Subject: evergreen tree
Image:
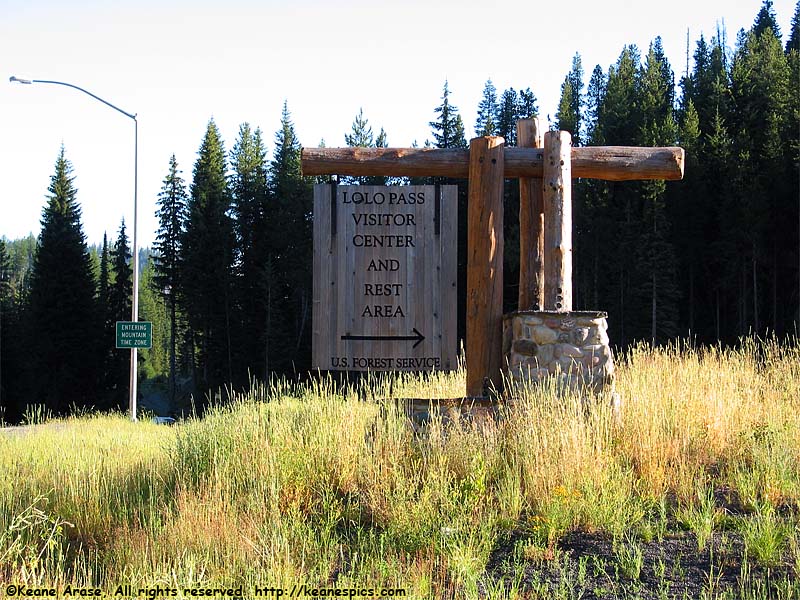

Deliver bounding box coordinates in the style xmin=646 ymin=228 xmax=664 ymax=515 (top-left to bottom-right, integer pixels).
xmin=430 ymin=81 xmax=468 ymax=149
xmin=27 ymin=146 xmax=98 ymax=414
xmin=673 ymin=100 xmax=705 ymax=334
xmin=788 ymin=0 xmax=800 ymax=53
xmin=345 ymin=107 xmax=374 ymax=147
xmin=376 ymin=127 xmax=388 ymax=148
xmin=592 ymin=46 xmax=643 ymax=344
xmin=96 ymin=233 xmax=113 ymax=405
xmin=344 ymin=107 xmax=388 ymax=184
xmin=269 ymin=102 xmax=313 ymax=373
xmin=0 ymin=239 xmax=10 ymax=419
xmin=181 ymin=119 xmax=236 ymax=397
xmin=0 ymin=235 xmax=36 ymax=421
xmin=230 ymin=122 xmax=269 ymax=381
xmin=555 ymin=78 xmax=577 ymax=138
xmin=602 ymin=45 xmax=642 ymax=145
xmin=517 ymin=88 xmax=539 ymax=119
xmin=586 ymin=65 xmax=606 ymax=144
xmin=753 ymin=0 xmax=781 ymax=39
xmin=153 ymin=154 xmax=188 ymax=403
xmin=730 ymin=16 xmax=792 ymax=334
xmin=573 ymin=65 xmax=608 ymax=311
xmin=497 ymin=88 xmax=519 ymax=145
xmin=106 ymin=220 xmax=132 ymax=411
xmin=637 ymin=40 xmax=680 ymax=342
xmin=138 ymin=257 xmax=169 ymax=383
xmin=556 ymin=54 xmax=584 ymax=144
xmin=475 ymin=79 xmax=498 ymax=136
xmin=429 ymin=80 xmax=469 ymax=339
xmin=789 ymin=4 xmax=800 ymax=324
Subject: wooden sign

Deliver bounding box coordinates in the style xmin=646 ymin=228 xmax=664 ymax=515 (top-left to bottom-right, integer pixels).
xmin=303 ymin=134 xmax=684 ymax=395
xmin=313 ymin=184 xmax=457 ymax=371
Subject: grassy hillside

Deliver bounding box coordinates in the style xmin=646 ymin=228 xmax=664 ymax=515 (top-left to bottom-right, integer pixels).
xmin=2 ymin=339 xmax=800 ymax=598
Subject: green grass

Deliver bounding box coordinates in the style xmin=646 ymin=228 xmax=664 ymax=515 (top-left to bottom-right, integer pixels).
xmin=1 ymin=339 xmax=800 ymax=597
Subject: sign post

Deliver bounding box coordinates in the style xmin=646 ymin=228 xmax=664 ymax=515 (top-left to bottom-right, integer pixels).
xmin=313 ymin=184 xmax=457 ymax=371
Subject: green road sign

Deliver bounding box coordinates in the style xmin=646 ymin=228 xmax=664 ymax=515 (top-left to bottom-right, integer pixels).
xmin=116 ymin=321 xmax=152 ymax=349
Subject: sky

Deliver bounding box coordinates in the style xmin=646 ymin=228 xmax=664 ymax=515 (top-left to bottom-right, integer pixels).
xmin=1 ymin=0 xmax=796 ymax=249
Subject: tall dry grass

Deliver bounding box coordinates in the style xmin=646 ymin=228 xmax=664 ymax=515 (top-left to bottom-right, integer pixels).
xmin=1 ymin=338 xmax=798 ymax=597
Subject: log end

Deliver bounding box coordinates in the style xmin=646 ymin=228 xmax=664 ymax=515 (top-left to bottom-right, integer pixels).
xmin=675 ymin=146 xmax=686 ymax=180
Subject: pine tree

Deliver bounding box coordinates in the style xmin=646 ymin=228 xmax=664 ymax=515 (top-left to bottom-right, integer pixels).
xmin=788 ymin=0 xmax=800 ymax=53
xmin=138 ymin=257 xmax=169 ymax=383
xmin=430 ymin=80 xmax=469 ymax=339
xmin=230 ymin=122 xmax=269 ymax=381
xmin=0 ymin=239 xmax=10 ymax=418
xmin=181 ymin=119 xmax=236 ymax=396
xmin=96 ymin=233 xmax=113 ymax=405
xmin=110 ymin=223 xmax=132 ymax=320
xmin=673 ymin=100 xmax=705 ymax=334
xmin=475 ymin=79 xmax=498 ymax=136
xmin=789 ymin=3 xmax=800 ymax=324
xmin=555 ymin=54 xmax=584 ymax=144
xmin=0 ymin=237 xmax=32 ymax=423
xmin=344 ymin=107 xmax=388 ymax=184
xmin=555 ymin=78 xmax=577 ymax=137
xmin=594 ymin=46 xmax=642 ymax=344
xmin=106 ymin=220 xmax=132 ymax=410
xmin=269 ymin=102 xmax=313 ymax=372
xmin=496 ymin=88 xmax=519 ymax=145
xmin=753 ymin=0 xmax=781 ymax=39
xmin=430 ymin=81 xmax=468 ymax=149
xmin=585 ymin=65 xmax=606 ymax=144
xmin=634 ymin=40 xmax=680 ymax=343
xmin=517 ymin=88 xmax=538 ymax=119
xmin=153 ymin=154 xmax=188 ymax=403
xmin=27 ymin=147 xmax=98 ymax=414
xmin=573 ymin=65 xmax=608 ymax=311
xmin=345 ymin=107 xmax=375 ymax=147
xmin=603 ymin=45 xmax=642 ymax=145
xmin=98 ymin=234 xmax=110 ymax=315
xmin=376 ymin=127 xmax=388 ymax=148
xmin=731 ymin=18 xmax=792 ymax=334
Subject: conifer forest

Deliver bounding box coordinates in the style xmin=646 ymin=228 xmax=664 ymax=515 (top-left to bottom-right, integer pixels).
xmin=0 ymin=1 xmax=798 ymax=422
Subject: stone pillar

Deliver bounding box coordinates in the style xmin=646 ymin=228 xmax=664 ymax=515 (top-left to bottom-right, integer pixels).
xmin=503 ymin=310 xmax=615 ymax=393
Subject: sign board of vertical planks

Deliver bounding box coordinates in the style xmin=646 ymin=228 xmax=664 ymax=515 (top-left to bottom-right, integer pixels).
xmin=312 ymin=184 xmax=458 ymax=372
xmin=302 ymin=125 xmax=684 ymax=396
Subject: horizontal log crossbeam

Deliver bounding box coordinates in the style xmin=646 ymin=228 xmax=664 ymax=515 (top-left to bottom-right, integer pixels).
xmin=301 ymin=146 xmax=684 ymax=181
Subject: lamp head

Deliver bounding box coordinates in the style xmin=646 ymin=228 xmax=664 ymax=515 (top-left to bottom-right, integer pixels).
xmin=9 ymin=76 xmax=33 ymax=84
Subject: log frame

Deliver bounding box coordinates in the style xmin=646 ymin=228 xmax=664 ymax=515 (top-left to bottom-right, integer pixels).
xmin=517 ymin=118 xmax=544 ymax=311
xmin=466 ymin=137 xmax=505 ymax=397
xmin=543 ymin=131 xmax=572 ymax=312
xmin=301 ymin=145 xmax=684 ymax=181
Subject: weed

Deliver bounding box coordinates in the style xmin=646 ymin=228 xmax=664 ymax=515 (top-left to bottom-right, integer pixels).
xmin=613 ymin=534 xmax=643 ymax=581
xmin=677 ymin=485 xmax=724 ymax=551
xmin=740 ymin=504 xmax=790 ymax=567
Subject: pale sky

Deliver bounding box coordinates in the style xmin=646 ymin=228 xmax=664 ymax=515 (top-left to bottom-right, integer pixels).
xmin=1 ymin=0 xmax=795 ymax=248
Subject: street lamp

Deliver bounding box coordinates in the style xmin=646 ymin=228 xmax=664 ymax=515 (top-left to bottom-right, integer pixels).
xmin=10 ymin=75 xmax=140 ymax=422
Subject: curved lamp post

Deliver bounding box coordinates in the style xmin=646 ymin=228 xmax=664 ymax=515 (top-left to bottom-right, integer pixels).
xmin=10 ymin=75 xmax=140 ymax=421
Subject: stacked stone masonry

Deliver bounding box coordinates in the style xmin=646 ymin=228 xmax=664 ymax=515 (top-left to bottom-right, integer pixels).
xmin=503 ymin=311 xmax=615 ymax=393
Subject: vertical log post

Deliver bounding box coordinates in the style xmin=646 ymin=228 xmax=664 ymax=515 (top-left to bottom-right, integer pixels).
xmin=517 ymin=118 xmax=544 ymax=311
xmin=466 ymin=136 xmax=505 ymax=397
xmin=543 ymin=131 xmax=572 ymax=311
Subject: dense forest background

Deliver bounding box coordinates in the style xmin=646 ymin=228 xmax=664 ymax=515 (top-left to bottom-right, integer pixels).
xmin=0 ymin=1 xmax=797 ymax=422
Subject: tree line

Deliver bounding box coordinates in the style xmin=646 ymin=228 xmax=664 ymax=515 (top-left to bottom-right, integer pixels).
xmin=0 ymin=0 xmax=797 ymax=421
